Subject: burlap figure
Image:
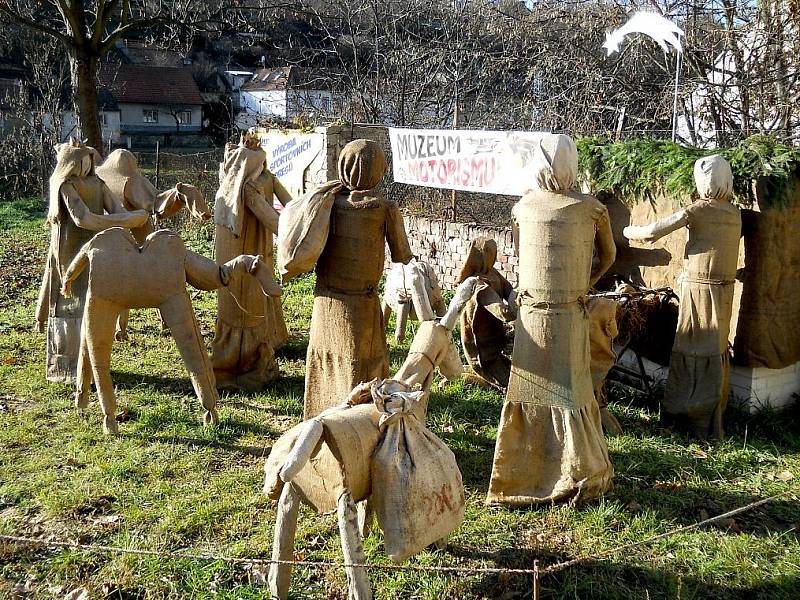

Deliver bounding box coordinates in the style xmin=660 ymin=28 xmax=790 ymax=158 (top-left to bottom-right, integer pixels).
xmin=487 ymin=134 xmax=616 ymax=506
xmin=95 ymin=149 xmax=211 ymax=340
xmin=458 ymin=237 xmax=516 ymax=391
xmin=586 ymin=296 xmax=623 ymax=435
xmin=211 ymin=137 xmax=293 ymax=391
xmin=382 ymin=258 xmax=448 ymax=343
xmin=61 ymin=227 xmax=281 ymax=434
xmin=302 ymin=139 xmax=412 ymax=419
xmin=624 ymin=155 xmax=741 ymax=439
xmin=38 ymin=141 xmax=149 ymax=383
xmin=262 ymin=277 xmax=476 ymax=600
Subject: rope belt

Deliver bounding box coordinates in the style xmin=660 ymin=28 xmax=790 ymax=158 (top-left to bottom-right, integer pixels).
xmin=317 ymin=283 xmax=377 ymax=297
xmin=516 ymin=289 xmax=587 ymax=312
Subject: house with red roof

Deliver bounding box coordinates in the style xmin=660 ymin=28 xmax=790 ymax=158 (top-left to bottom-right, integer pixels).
xmin=61 ymin=63 xmax=205 ymax=144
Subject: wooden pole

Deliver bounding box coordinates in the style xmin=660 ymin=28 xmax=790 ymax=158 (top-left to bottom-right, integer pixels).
xmin=533 ymin=560 xmax=540 ymax=600
xmin=155 ymin=140 xmax=161 ymax=189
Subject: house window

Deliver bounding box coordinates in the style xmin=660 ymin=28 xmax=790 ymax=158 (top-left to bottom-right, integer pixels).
xmin=176 ymin=110 xmax=192 ymax=125
xmin=100 ymin=112 xmax=108 ymax=126
xmin=143 ymin=109 xmax=158 ymax=123
xmin=320 ymin=97 xmax=333 ymax=112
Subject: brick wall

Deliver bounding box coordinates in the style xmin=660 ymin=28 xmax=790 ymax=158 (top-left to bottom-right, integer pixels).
xmin=392 ymin=215 xmax=518 ymax=290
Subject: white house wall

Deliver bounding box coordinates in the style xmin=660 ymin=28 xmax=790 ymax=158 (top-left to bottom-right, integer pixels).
xmin=241 ymin=90 xmax=286 ymax=118
xmin=118 ymin=103 xmax=202 ymax=134
xmin=59 ymin=110 xmax=122 ymax=144
xmin=287 ymin=90 xmax=335 ymax=118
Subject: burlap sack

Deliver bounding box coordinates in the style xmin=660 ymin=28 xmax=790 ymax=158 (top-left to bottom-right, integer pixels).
xmin=370 ymin=380 xmax=465 ymax=563
xmin=277 ymin=181 xmax=341 ymax=283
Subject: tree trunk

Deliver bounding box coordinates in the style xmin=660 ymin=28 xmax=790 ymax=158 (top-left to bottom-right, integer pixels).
xmin=70 ymin=51 xmax=103 ymax=153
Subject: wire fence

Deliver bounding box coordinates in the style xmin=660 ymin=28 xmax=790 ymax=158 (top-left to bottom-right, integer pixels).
xmin=1 ymin=490 xmax=793 ymax=599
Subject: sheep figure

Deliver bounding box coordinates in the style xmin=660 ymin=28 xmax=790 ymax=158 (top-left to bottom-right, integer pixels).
xmin=262 ymin=277 xmax=478 ymax=600
xmin=382 ymin=258 xmax=448 ymax=343
xmin=60 ymin=227 xmax=281 ymax=434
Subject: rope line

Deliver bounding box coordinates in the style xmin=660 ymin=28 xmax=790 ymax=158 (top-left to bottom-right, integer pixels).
xmin=1 ymin=490 xmax=791 ymax=578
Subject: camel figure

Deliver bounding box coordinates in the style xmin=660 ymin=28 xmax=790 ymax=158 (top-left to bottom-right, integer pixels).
xmin=262 ymin=277 xmax=477 ymax=600
xmin=114 ymin=182 xmax=212 ymax=341
xmin=60 ymin=227 xmax=280 ymax=434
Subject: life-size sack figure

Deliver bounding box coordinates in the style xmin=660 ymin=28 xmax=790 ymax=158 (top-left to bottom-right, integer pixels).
xmin=300 ymin=139 xmax=412 ymax=419
xmin=487 ymin=134 xmax=616 ymax=506
xmin=95 ymin=149 xmax=211 ymax=340
xmin=382 ymin=258 xmax=448 ymax=343
xmin=38 ymin=141 xmax=149 ymax=383
xmin=262 ymin=278 xmax=476 ymax=600
xmin=211 ymin=136 xmax=292 ymax=391
xmin=61 ymin=227 xmax=281 ymax=434
xmin=623 ymin=155 xmax=741 ymax=439
xmin=586 ymin=296 xmax=623 ymax=435
xmin=458 ymin=237 xmax=517 ymax=391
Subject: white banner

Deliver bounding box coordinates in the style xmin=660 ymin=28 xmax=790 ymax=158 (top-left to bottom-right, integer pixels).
xmin=388 ymin=127 xmax=547 ymax=195
xmin=257 ymin=130 xmax=325 ymax=203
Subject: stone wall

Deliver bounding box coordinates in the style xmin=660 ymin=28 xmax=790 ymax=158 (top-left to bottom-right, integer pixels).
xmin=393 ymin=215 xmax=518 ymax=288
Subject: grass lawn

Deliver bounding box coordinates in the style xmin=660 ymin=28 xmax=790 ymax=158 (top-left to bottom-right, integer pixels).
xmin=1 ymin=197 xmax=799 ymax=599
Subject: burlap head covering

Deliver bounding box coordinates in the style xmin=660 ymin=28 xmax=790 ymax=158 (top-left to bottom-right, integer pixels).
xmin=48 ymin=140 xmax=94 ymax=224
xmin=458 ymin=237 xmax=498 ymax=283
xmin=96 ymin=149 xmax=159 ymax=212
xmin=531 ymin=134 xmax=578 ymax=192
xmin=214 ymin=142 xmax=268 ymax=237
xmin=694 ymin=154 xmax=733 ymax=201
xmin=337 ymin=139 xmax=388 ymax=192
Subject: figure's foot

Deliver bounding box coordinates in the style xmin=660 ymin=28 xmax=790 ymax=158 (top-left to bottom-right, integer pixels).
xmin=103 ymin=415 xmax=119 ymax=435
xmin=204 ymin=409 xmax=219 ymax=426
xmin=600 ymin=408 xmax=623 ymax=435
xmin=74 ymin=390 xmax=90 ymax=410
xmin=115 ymin=329 xmax=129 ymax=342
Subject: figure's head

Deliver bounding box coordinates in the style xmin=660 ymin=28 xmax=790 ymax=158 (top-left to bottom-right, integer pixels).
xmin=694 ymin=154 xmax=733 ymax=202
xmin=54 ymin=140 xmax=93 ymax=180
xmin=531 ymin=134 xmax=578 ymax=192
xmin=241 ymin=129 xmax=262 ymax=151
xmin=458 ymin=237 xmax=498 ymax=282
xmin=337 ymin=139 xmax=388 ymax=191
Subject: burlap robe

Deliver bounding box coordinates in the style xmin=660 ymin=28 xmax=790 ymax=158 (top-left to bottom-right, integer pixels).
xmin=45 ymin=176 xmax=108 ymax=382
xmin=303 ymin=194 xmax=412 ymax=419
xmin=663 ymin=199 xmax=740 ymax=439
xmin=487 ymin=191 xmax=613 ymax=505
xmin=461 ymin=277 xmax=512 ymax=391
xmin=587 ymin=296 xmax=618 ymax=407
xmin=212 ymin=146 xmax=286 ymax=390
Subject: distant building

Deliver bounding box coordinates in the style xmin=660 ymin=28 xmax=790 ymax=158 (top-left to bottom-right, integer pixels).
xmin=236 ymin=66 xmax=335 ymax=128
xmin=61 ymin=63 xmax=204 ymax=145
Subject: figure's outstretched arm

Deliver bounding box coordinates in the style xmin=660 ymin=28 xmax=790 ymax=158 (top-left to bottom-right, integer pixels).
xmin=244 ymin=181 xmax=280 ymax=234
xmin=591 ymin=207 xmax=617 ymax=288
xmin=62 ymin=183 xmax=149 ymax=231
xmin=273 ymin=175 xmax=293 ymax=207
xmin=622 ymin=209 xmax=689 ymax=244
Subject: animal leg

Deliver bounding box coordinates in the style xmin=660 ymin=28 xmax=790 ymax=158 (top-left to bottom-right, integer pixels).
xmin=382 ymin=302 xmax=392 ymax=331
xmin=395 ymin=301 xmax=410 ymax=344
xmin=85 ymin=297 xmax=121 ymax=435
xmin=74 ymin=320 xmax=92 ymax=410
xmin=338 ymin=489 xmax=372 ymax=600
xmin=268 ymin=482 xmax=300 ymax=600
xmin=115 ymin=309 xmax=130 ymax=342
xmin=159 ymin=292 xmax=219 ymax=426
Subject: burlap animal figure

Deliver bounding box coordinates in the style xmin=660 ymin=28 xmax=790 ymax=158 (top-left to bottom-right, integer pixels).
xmin=95 ymin=149 xmax=212 ymax=340
xmin=623 ymin=155 xmax=741 ymax=439
xmin=382 ymin=258 xmax=448 ymax=343
xmin=37 ymin=140 xmax=149 ymax=383
xmin=458 ymin=237 xmax=517 ymax=391
xmin=300 ymin=139 xmax=412 ymax=419
xmin=211 ymin=135 xmax=293 ymax=391
xmin=487 ymin=134 xmax=616 ymax=506
xmin=60 ymin=227 xmax=281 ymax=434
xmin=262 ymin=277 xmax=476 ymax=600
xmin=586 ymin=296 xmax=623 ymax=435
